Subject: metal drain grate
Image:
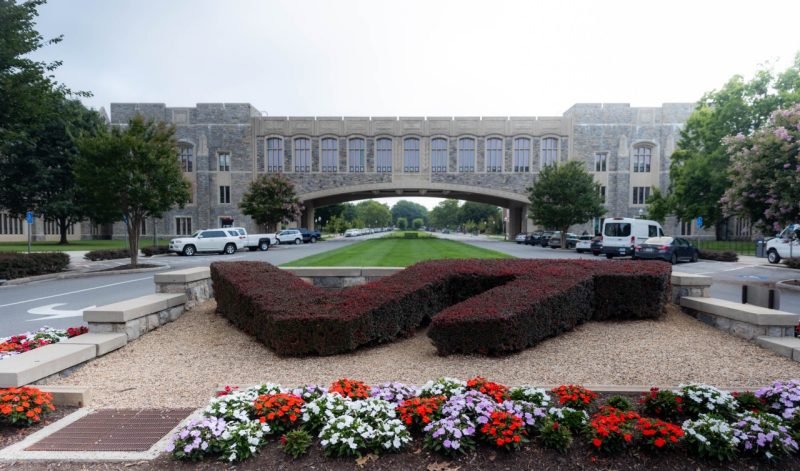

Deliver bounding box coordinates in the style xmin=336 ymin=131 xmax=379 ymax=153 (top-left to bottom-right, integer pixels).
xmin=26 ymin=409 xmax=195 ymax=452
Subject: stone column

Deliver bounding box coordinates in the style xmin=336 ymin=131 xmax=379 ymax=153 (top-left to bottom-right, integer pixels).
xmin=670 ymin=272 xmax=712 ymax=304
xmin=301 ymin=202 xmax=315 ymax=230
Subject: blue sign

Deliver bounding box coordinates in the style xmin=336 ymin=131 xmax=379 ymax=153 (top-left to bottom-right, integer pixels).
xmin=696 ymin=216 xmax=703 ymax=228
xmin=25 ymin=211 xmax=33 ymax=224
xmin=122 ymin=215 xmax=128 ymax=226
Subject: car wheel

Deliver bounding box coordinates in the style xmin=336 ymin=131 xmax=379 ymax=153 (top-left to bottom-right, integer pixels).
xmin=767 ymin=249 xmax=781 ymax=264
xmin=182 ymin=245 xmax=195 ymax=256
xmin=294 ymin=238 xmax=302 ymax=245
xmin=310 ymin=237 xmax=316 ymax=244
xmin=259 ymin=241 xmax=269 ymax=251
xmin=224 ymin=243 xmax=236 ymax=255
xmin=593 ymin=252 xmax=599 ymax=257
xmin=691 ymin=251 xmax=698 ymax=263
xmin=671 ymin=253 xmax=678 ymax=265
xmin=605 ymin=254 xmax=613 ymax=259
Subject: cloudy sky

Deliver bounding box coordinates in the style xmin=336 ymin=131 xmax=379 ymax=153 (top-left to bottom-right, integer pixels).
xmin=30 ymin=0 xmax=800 ymax=209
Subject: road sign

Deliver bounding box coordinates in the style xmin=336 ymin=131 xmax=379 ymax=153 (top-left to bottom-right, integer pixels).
xmin=122 ymin=215 xmax=128 ymax=226
xmin=25 ymin=211 xmax=33 ymax=224
xmin=696 ymin=216 xmax=703 ymax=228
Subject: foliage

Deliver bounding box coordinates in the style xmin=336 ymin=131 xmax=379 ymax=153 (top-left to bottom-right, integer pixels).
xmin=239 ymin=174 xmax=303 ymax=232
xmin=682 ymin=414 xmax=740 ymax=461
xmin=670 ymin=55 xmax=800 ymax=233
xmin=459 ymin=202 xmax=502 ymax=233
xmin=396 ymin=217 xmax=408 ymax=230
xmin=550 ymin=385 xmax=598 ymax=410
xmin=678 ymin=383 xmax=738 ymax=419
xmin=723 ymin=104 xmax=800 ymax=233
xmin=141 ymin=246 xmax=170 ymax=257
xmin=411 ymin=217 xmax=424 ymax=230
xmin=643 ymin=188 xmax=671 ymax=224
xmin=528 ymin=161 xmax=605 ymax=248
xmin=279 ymin=429 xmax=312 ymax=459
xmin=509 ymin=386 xmax=551 ymax=409
xmin=419 ymin=378 xmax=467 ymax=399
xmin=0 ymin=252 xmax=69 ymax=280
xmin=537 ymin=417 xmax=572 ymax=454
xmin=605 ymin=395 xmax=633 ymax=411
xmin=75 ymin=116 xmax=190 ymax=266
xmin=732 ymin=391 xmax=766 ymax=413
xmin=546 ymin=407 xmax=589 ymax=433
xmin=354 ymin=200 xmax=392 ymax=228
xmin=390 ymin=200 xmax=428 ymax=225
xmin=84 ymin=248 xmax=130 ymax=261
xmin=428 ymin=199 xmax=460 ymax=229
xmin=0 ymin=386 xmax=55 ymax=425
xmin=639 ymin=388 xmax=684 ymax=422
xmin=732 ymin=412 xmax=798 ymax=461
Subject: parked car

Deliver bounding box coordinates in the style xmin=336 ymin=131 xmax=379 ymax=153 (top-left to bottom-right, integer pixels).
xmin=276 ymin=229 xmax=303 ymax=245
xmin=590 ymin=236 xmax=603 ymax=256
xmin=515 ymin=232 xmax=527 ymax=244
xmin=601 ymin=217 xmax=664 ymax=259
xmin=766 ymin=223 xmax=800 ymax=264
xmin=532 ymin=230 xmax=554 ymax=247
xmin=442 ymin=228 xmax=450 ymax=234
xmin=635 ymin=236 xmax=699 ymax=264
xmin=344 ymin=228 xmax=360 ymax=237
xmin=169 ymin=229 xmax=240 ymax=256
xmin=228 ymin=227 xmax=276 ymax=251
xmin=524 ymin=230 xmax=543 ymax=245
xmin=575 ymin=235 xmax=593 ymax=253
xmin=298 ymin=227 xmax=321 ymax=243
xmin=548 ymin=232 xmax=579 ymax=249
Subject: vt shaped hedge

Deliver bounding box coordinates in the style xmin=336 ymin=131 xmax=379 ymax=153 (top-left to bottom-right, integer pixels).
xmin=211 ymin=259 xmax=671 ymax=356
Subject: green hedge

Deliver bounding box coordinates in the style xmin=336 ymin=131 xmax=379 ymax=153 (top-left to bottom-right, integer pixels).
xmin=84 ymin=249 xmax=130 ymax=261
xmin=141 ymin=246 xmax=170 ymax=257
xmin=698 ymin=249 xmax=739 ymax=262
xmin=784 ymin=257 xmax=800 ymax=269
xmin=0 ymin=252 xmax=70 ymax=280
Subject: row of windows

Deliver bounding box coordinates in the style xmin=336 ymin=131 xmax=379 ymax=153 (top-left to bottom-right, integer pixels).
xmin=592 ymin=145 xmax=654 ymax=173
xmin=179 ymin=146 xmax=233 ymax=173
xmin=0 ymin=213 xmax=23 ymax=235
xmin=43 ymin=220 xmax=75 ymax=235
xmin=265 ymin=136 xmax=559 ymax=174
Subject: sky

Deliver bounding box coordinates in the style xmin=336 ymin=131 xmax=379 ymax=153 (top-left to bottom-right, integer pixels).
xmin=29 ymin=0 xmax=800 ymax=210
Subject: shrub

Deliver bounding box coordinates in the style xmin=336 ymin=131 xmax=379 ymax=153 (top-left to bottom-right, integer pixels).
xmin=466 ymin=376 xmax=509 ymax=403
xmin=550 ymin=385 xmax=597 ymax=410
xmin=419 ymin=378 xmax=466 ymax=399
xmin=280 ymin=429 xmax=312 ymax=459
xmin=403 ymin=231 xmax=419 ymax=239
xmin=0 ymin=252 xmax=69 ymax=280
xmin=732 ymin=391 xmax=766 ymax=413
xmin=0 ymin=387 xmax=56 ymax=425
xmin=605 ymin=395 xmax=633 ymax=411
xmin=678 ymin=384 xmax=738 ymax=419
xmin=698 ymin=248 xmax=739 ymax=262
xmin=639 ymin=388 xmax=684 ymax=421
xmin=546 ymin=407 xmax=589 ymax=433
xmin=141 ymin=245 xmax=170 ymax=257
xmin=509 ymin=386 xmax=551 ymax=408
xmin=252 ymin=393 xmax=304 ymax=433
xmin=84 ymin=248 xmax=130 ymax=261
xmin=329 ymin=378 xmax=370 ymax=399
xmin=537 ymin=417 xmax=572 ymax=454
xmin=682 ymin=414 xmax=740 ymax=461
xmin=783 ymin=257 xmax=800 ymax=269
xmin=732 ymin=412 xmax=798 ymax=461
xmin=479 ymin=410 xmax=527 ymax=450
xmin=370 ymin=382 xmax=419 ymax=406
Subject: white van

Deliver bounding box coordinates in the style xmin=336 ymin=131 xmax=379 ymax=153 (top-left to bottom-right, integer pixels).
xmin=601 ymin=217 xmax=664 ymax=259
xmin=766 ymin=223 xmax=800 ymax=264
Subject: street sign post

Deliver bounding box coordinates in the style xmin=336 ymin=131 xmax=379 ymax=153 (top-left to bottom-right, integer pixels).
xmin=696 ymin=216 xmax=703 ymax=228
xmin=25 ymin=211 xmax=33 ymax=254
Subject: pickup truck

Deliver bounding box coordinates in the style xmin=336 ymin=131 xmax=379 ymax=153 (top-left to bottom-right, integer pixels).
xmin=298 ymin=227 xmax=321 ymax=243
xmin=228 ymin=227 xmax=278 ymax=251
xmin=766 ymin=223 xmax=800 ymax=264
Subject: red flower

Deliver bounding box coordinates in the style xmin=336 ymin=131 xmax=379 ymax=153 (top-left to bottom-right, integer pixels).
xmin=654 ymin=437 xmax=666 ymax=448
xmin=592 ymin=438 xmax=602 ymax=447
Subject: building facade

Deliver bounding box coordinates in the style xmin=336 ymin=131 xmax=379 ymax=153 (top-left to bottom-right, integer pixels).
xmin=0 ymin=101 xmax=707 ymax=241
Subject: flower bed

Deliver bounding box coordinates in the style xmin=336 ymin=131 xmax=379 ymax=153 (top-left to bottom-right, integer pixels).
xmin=0 ymin=326 xmax=88 ymax=361
xmin=0 ymin=386 xmax=56 ymax=426
xmin=167 ymin=377 xmax=800 ymax=465
xmin=211 ymin=259 xmax=670 ymax=356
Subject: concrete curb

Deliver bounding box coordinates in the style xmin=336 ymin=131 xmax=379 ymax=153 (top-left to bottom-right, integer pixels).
xmin=0 ymin=263 xmax=170 ymax=287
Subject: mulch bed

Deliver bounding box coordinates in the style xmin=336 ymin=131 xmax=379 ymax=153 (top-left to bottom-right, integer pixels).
xmin=0 ymin=406 xmax=77 ymax=450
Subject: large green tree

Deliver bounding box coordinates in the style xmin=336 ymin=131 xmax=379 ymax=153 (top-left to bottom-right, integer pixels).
xmin=239 ymin=174 xmax=304 ymax=233
xmin=428 ymin=199 xmax=460 ymax=229
xmin=354 ymin=200 xmax=392 ymax=228
xmin=670 ymin=54 xmax=800 ymax=237
xmin=315 ymin=203 xmax=345 ymax=228
xmin=390 ymin=200 xmax=428 ymax=225
xmin=75 ymin=116 xmax=191 ymax=266
xmin=459 ymin=202 xmax=501 ymax=228
xmin=528 ymin=161 xmax=605 ymax=248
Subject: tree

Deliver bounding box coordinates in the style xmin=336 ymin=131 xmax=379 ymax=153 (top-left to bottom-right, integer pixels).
xmin=396 ymin=217 xmax=408 ymax=230
xmin=239 ymin=174 xmax=304 ymax=233
xmin=723 ymin=104 xmax=800 ymax=234
xmin=315 ymin=204 xmax=345 ymax=228
xmin=0 ymin=96 xmax=104 ymax=243
xmin=412 ymin=218 xmax=424 ymax=230
xmin=670 ymin=55 xmax=800 ymax=237
xmin=458 ymin=202 xmax=501 ymax=228
xmin=75 ymin=116 xmax=191 ymax=266
xmin=528 ymin=161 xmax=605 ymax=248
xmin=643 ymin=187 xmax=672 ymax=224
xmin=429 ymin=199 xmax=460 ymax=229
xmin=355 ymin=200 xmax=392 ymax=228
xmin=391 ymin=200 xmax=428 ymax=225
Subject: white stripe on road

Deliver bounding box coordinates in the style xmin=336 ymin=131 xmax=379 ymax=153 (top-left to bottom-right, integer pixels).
xmin=697 ymin=266 xmax=748 ymax=276
xmin=0 ymin=277 xmax=152 ymax=308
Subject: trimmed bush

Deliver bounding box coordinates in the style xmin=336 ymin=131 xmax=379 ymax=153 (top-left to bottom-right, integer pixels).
xmin=141 ymin=246 xmax=170 ymax=257
xmin=212 ymin=259 xmax=671 ymax=357
xmin=0 ymin=252 xmax=70 ymax=280
xmin=698 ymin=249 xmax=738 ymax=262
xmin=84 ymin=249 xmax=130 ymax=261
xmin=784 ymin=257 xmax=800 ymax=269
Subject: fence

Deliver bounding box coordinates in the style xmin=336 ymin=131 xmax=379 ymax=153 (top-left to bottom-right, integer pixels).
xmin=688 ymin=238 xmax=756 ymax=256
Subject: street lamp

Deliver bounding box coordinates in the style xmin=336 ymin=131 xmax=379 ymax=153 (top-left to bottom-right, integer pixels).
xmin=638 ymin=208 xmax=644 ymax=219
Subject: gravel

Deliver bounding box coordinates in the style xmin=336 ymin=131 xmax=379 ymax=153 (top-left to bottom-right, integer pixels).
xmin=45 ymin=301 xmax=800 ymax=408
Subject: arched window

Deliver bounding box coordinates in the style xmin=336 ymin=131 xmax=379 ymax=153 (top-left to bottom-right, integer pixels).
xmin=376 ymin=138 xmax=392 ymax=173
xmin=431 ymin=138 xmax=448 ymax=173
xmin=348 ymin=138 xmax=365 ymax=172
xmin=513 ymin=138 xmax=530 ymax=172
xmin=403 ymin=138 xmax=420 ymax=172
xmin=458 ymin=137 xmax=475 ymax=172
xmin=266 ymin=138 xmax=283 ymax=172
xmin=294 ymin=138 xmax=311 ymax=172
xmin=321 ymin=138 xmax=338 ymax=172
xmin=633 ymin=145 xmax=652 ymax=172
xmin=541 ymin=137 xmax=558 ymax=167
xmin=178 ymin=143 xmax=193 ymax=172
xmin=486 ymin=137 xmax=503 ymax=172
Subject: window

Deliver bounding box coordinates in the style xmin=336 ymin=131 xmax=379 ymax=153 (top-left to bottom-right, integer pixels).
xmin=633 ymin=146 xmax=652 ymax=172
xmin=680 ymin=220 xmax=693 ymax=236
xmin=0 ymin=213 xmax=23 ymax=235
xmin=598 ymin=185 xmax=606 ymax=203
xmin=43 ymin=220 xmax=74 ymax=235
xmin=179 ymin=144 xmax=193 ymax=172
xmin=403 ymin=138 xmax=420 ymax=172
xmin=513 ymin=138 xmax=530 ymax=172
xmin=266 ymin=138 xmax=283 ymax=172
xmin=541 ymin=137 xmax=558 ymax=167
xmin=486 ymin=138 xmax=503 ymax=172
xmin=431 ymin=138 xmax=448 ymax=173
xmin=632 ymin=186 xmax=651 ymax=205
xmin=458 ymin=137 xmax=475 ymax=172
xmin=176 ymin=217 xmax=192 ymax=235
xmin=321 ymin=138 xmax=338 ymax=172
xmin=604 ymin=222 xmax=631 ymax=237
xmin=648 ymin=225 xmax=659 ymax=238
xmin=593 ymin=152 xmax=607 ymax=172
xmin=218 ymin=152 xmax=231 ymax=172
xmin=348 ymin=138 xmax=365 ymax=172
xmin=376 ymin=138 xmax=392 ymax=172
xmin=219 ymin=185 xmax=231 ymax=204
xmin=294 ymin=138 xmax=311 ymax=172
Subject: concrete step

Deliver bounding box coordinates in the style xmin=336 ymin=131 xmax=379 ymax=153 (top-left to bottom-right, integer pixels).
xmin=83 ymin=293 xmax=186 ymax=323
xmin=0 ymin=344 xmax=96 ymax=387
xmin=154 ymin=267 xmax=210 ymax=284
xmin=680 ymin=296 xmax=799 ymax=326
xmin=756 ymin=336 xmax=800 ymax=361
xmin=61 ymin=332 xmax=127 ymax=356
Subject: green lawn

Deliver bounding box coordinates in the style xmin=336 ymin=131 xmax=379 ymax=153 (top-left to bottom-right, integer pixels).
xmin=692 ymin=239 xmax=756 ymax=256
xmin=282 ymin=237 xmax=513 ymax=267
xmin=0 ymin=239 xmax=169 ymax=252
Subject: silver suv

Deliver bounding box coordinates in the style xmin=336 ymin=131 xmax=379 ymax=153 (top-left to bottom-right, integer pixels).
xmin=276 ymin=229 xmax=303 ymax=245
xmin=169 ymin=229 xmax=240 ymax=256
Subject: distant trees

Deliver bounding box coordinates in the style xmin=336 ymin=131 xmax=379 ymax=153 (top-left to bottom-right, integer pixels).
xmin=427 ymin=199 xmax=502 ymax=234
xmin=354 ymin=201 xmax=392 ymax=228
xmin=412 ymin=218 xmax=424 ymax=230
xmin=428 ymin=199 xmax=460 ymax=229
xmin=391 ymin=200 xmax=428 ymax=226
xmin=396 ymin=217 xmax=408 ymax=230
xmin=239 ymin=174 xmax=304 ymax=232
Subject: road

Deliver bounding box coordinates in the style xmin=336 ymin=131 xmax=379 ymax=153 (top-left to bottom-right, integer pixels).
xmin=1 ymin=232 xmax=798 ymax=337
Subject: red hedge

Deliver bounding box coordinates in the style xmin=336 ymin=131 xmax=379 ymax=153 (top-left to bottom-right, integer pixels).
xmin=211 ymin=260 xmax=671 ymax=356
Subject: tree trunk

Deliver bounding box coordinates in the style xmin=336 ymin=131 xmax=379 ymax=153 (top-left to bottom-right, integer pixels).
xmin=128 ymin=217 xmax=140 ymax=267
xmin=58 ymin=217 xmax=69 ymax=245
xmin=561 ymin=225 xmax=568 ymax=250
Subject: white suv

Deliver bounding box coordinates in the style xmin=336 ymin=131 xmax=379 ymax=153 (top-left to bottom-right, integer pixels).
xmin=169 ymin=229 xmax=240 ymax=256
xmin=276 ymin=229 xmax=303 ymax=245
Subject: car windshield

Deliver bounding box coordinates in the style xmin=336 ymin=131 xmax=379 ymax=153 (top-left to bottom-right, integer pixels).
xmin=189 ymin=231 xmax=200 ymax=238
xmin=604 ymin=223 xmax=631 ymax=237
xmin=643 ymin=236 xmax=673 ymax=245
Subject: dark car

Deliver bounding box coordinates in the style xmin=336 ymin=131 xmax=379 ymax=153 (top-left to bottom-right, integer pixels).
xmin=590 ymin=236 xmax=602 ymax=256
xmin=524 ymin=230 xmax=543 ymax=245
xmin=298 ymin=227 xmax=321 ymax=243
xmin=548 ymin=232 xmax=579 ymax=249
xmin=634 ymin=236 xmax=699 ymax=264
xmin=536 ymin=230 xmax=555 ymax=247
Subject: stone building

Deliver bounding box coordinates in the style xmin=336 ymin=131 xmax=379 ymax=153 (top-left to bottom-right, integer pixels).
xmin=0 ymin=101 xmax=713 ymax=241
